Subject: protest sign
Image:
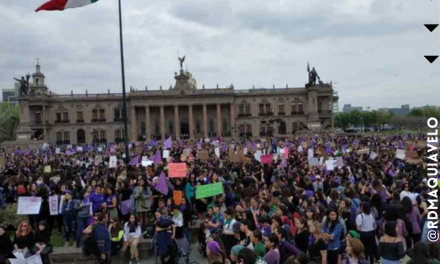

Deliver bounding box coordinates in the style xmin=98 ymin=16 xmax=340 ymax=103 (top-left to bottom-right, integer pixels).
xmin=120 ymin=199 xmax=133 ymax=215
xmin=109 ymin=156 xmax=117 ymax=168
xmin=298 ymin=145 xmax=303 ymax=152
xmin=173 ymin=190 xmax=183 ymax=205
xmin=168 ymin=163 xmax=187 ymax=177
xmin=326 ymin=160 xmax=335 ymax=171
xmin=55 ymin=148 xmax=61 ymax=154
xmin=142 ymin=156 xmax=148 ymax=161
xmin=308 ymin=157 xmax=319 ymax=167
xmin=17 ymin=197 xmax=42 ymax=215
xmin=26 ymin=253 xmax=43 ymax=264
xmin=370 ymin=151 xmax=378 ymax=160
xmin=44 ymin=165 xmax=51 ymax=173
xmin=163 ymin=150 xmax=170 ymax=159
xmin=336 ymin=157 xmax=344 ymax=168
xmin=196 ymin=182 xmax=223 ymax=199
xmin=254 ymin=150 xmax=262 ymax=162
xmin=395 ymin=149 xmax=406 ymax=160
xmin=141 ymin=160 xmax=153 ymax=167
xmin=319 ymin=157 xmax=324 ymax=166
xmin=9 ymin=252 xmax=27 ymax=264
xmin=357 ymin=148 xmax=370 ymax=155
xmin=215 ymin=148 xmax=220 ymax=158
xmin=405 ymin=150 xmax=419 ymax=159
xmin=284 ymin=147 xmax=289 ymax=160
xmin=97 ymin=147 xmax=103 ymax=152
xmin=197 ymin=150 xmax=209 ymax=160
xmin=77 ymin=146 xmax=83 ymax=152
xmin=243 ymin=147 xmax=248 ymax=155
xmin=49 ymin=195 xmax=58 ymax=216
xmin=261 ymin=155 xmax=272 ymax=164
xmin=308 ymin=149 xmax=314 ymax=159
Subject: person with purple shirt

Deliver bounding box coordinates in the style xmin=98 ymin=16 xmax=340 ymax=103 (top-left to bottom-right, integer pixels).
xmin=90 ymin=185 xmax=105 ymax=214
xmin=264 ymin=233 xmax=280 ymax=264
xmin=402 ymin=196 xmax=421 ymax=249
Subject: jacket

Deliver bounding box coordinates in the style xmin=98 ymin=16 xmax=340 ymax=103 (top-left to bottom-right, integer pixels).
xmin=94 ymin=223 xmax=111 ymax=254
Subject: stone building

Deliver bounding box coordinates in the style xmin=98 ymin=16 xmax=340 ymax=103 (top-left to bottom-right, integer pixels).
xmin=12 ymin=62 xmax=337 ymax=146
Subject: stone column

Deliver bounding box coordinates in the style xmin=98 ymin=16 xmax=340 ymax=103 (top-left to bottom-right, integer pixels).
xmin=130 ymin=106 xmax=137 ymax=141
xmin=145 ymin=106 xmax=151 ymax=142
xmin=216 ymin=104 xmax=222 ymax=137
xmin=174 ymin=105 xmax=180 ymax=140
xmin=230 ymin=103 xmax=235 ymax=137
xmin=160 ymin=105 xmax=165 ymax=140
xmin=203 ymin=104 xmax=208 ymax=139
xmin=188 ymin=104 xmax=194 ymax=140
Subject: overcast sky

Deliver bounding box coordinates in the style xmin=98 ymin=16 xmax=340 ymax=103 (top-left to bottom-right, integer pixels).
xmin=0 ymin=0 xmax=439 ymax=110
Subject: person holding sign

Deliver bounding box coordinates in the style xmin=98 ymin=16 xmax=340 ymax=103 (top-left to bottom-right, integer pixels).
xmin=13 ymin=221 xmax=35 ymax=257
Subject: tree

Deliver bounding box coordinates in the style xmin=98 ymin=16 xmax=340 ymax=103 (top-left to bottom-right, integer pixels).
xmin=0 ymin=102 xmax=20 ymax=142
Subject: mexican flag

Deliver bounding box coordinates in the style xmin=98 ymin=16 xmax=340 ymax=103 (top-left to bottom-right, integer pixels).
xmin=35 ymin=0 xmax=99 ymax=12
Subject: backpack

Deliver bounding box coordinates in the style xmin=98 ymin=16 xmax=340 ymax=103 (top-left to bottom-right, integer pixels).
xmin=82 ymin=225 xmax=98 ymax=256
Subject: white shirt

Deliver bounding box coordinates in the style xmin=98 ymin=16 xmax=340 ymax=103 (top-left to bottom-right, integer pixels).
xmin=356 ymin=213 xmax=375 ymax=232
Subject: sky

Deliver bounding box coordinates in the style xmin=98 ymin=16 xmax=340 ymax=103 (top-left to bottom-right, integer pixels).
xmin=0 ymin=0 xmax=439 ymax=110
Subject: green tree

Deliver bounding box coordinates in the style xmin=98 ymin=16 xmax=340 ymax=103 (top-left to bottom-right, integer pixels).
xmin=0 ymin=102 xmax=20 ymax=142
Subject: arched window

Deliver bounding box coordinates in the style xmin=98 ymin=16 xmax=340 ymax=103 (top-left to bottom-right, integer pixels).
xmin=279 ymin=121 xmax=286 ymax=134
xmin=246 ymin=124 xmax=252 ymax=133
xmin=77 ymin=129 xmax=86 ymax=144
xmin=265 ymin=103 xmax=271 ymax=113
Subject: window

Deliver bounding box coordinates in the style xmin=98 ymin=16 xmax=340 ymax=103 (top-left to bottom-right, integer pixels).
xmin=209 ymin=119 xmax=215 ymax=133
xmin=100 ymin=130 xmax=106 ymax=139
xmin=260 ymin=124 xmax=266 ymax=133
xmin=99 ymin=109 xmax=105 ymax=120
xmin=115 ymin=130 xmax=121 ymax=139
xmin=318 ymin=101 xmax=322 ymax=112
xmin=56 ymin=112 xmax=62 ymax=122
xmin=279 ymin=104 xmax=284 ymax=113
xmin=293 ymin=122 xmax=298 ymax=131
xmin=292 ymin=103 xmax=297 ymax=113
xmin=279 ymin=122 xmax=286 ymax=134
xmin=77 ymin=111 xmax=84 ymax=121
xmin=93 ymin=130 xmax=99 ymax=140
xmin=35 ymin=112 xmax=42 ymax=123
xmin=63 ymin=112 xmax=69 ymax=121
xmin=92 ymin=109 xmax=98 ymax=120
xmin=168 ymin=121 xmax=173 ymax=134
xmin=259 ymin=104 xmax=264 ymax=114
xmin=265 ymin=103 xmax=271 ymax=113
xmin=56 ymin=132 xmax=62 ymax=141
xmin=196 ymin=120 xmax=201 ymax=133
xmin=155 ymin=122 xmax=160 ymax=135
xmin=246 ymin=124 xmax=252 ymax=133
xmin=222 ymin=119 xmax=228 ymax=132
xmin=238 ymin=105 xmax=244 ymax=115
xmin=114 ymin=109 xmax=120 ymax=120
xmin=141 ymin=122 xmax=146 ymax=136
xmin=63 ymin=132 xmax=70 ymax=141
xmin=239 ymin=124 xmax=245 ymax=134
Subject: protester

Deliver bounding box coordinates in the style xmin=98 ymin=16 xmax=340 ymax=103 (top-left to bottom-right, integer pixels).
xmin=109 ymin=218 xmax=124 ymax=256
xmin=95 ymin=212 xmax=112 ymax=264
xmin=378 ymin=221 xmax=405 ymax=264
xmin=0 ymin=225 xmax=13 ymax=264
xmin=14 ymin=220 xmax=35 ymax=256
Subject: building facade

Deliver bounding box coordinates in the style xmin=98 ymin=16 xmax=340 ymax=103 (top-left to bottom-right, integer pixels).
xmin=342 ymin=104 xmax=363 ymax=113
xmin=2 ymin=84 xmax=18 ymax=105
xmin=14 ymin=63 xmax=337 ymax=145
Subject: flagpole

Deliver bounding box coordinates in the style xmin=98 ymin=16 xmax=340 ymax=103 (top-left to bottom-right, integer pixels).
xmin=118 ymin=0 xmax=130 ymax=164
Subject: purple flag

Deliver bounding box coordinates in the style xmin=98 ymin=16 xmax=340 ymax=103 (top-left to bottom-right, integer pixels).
xmin=221 ymin=144 xmax=227 ymax=153
xmin=44 ymin=155 xmax=48 ymax=163
xmin=164 ymin=137 xmax=172 ymax=149
xmin=149 ymin=140 xmax=157 ymax=146
xmin=398 ymin=140 xmax=403 ymax=149
xmin=13 ymin=149 xmax=21 ymax=155
xmin=129 ymin=155 xmax=140 ymax=166
xmin=151 ymin=150 xmax=162 ymax=164
xmin=326 ymin=146 xmax=332 ymax=154
xmin=120 ymin=199 xmax=133 ymax=215
xmin=280 ymin=158 xmax=287 ymax=169
xmin=155 ymin=172 xmax=169 ymax=195
xmin=24 ymin=149 xmax=32 ymax=156
xmin=305 ymin=190 xmax=314 ymax=198
xmin=197 ymin=142 xmax=201 ymax=150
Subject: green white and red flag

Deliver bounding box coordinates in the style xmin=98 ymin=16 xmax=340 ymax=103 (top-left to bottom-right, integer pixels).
xmin=35 ymin=0 xmax=99 ymax=12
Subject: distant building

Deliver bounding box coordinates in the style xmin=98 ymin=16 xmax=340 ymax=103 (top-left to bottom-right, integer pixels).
xmin=379 ymin=104 xmax=410 ymax=116
xmin=1 ymin=84 xmax=19 ymax=105
xmin=343 ymin=104 xmax=363 ymax=113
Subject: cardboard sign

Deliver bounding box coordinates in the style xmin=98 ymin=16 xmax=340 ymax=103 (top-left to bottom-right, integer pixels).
xmin=308 ymin=157 xmax=319 ymax=167
xmin=17 ymin=197 xmax=42 ymax=215
xmin=168 ymin=163 xmax=187 ymax=178
xmin=142 ymin=156 xmax=148 ymax=161
xmin=215 ymin=148 xmax=220 ymax=158
xmin=163 ymin=150 xmax=170 ymax=159
xmin=49 ymin=195 xmax=58 ymax=216
xmin=77 ymin=146 xmax=83 ymax=152
xmin=326 ymin=160 xmax=335 ymax=171
xmin=261 ymin=154 xmax=272 ymax=164
xmin=370 ymin=151 xmax=378 ymax=160
xmin=357 ymin=148 xmax=370 ymax=155
xmin=196 ymin=182 xmax=223 ymax=199
xmin=173 ymin=190 xmax=183 ymax=205
xmin=395 ymin=149 xmax=406 ymax=160
xmin=109 ymin=156 xmax=117 ymax=168
xmin=55 ymin=148 xmax=61 ymax=154
xmin=141 ymin=160 xmax=154 ymax=167
xmin=97 ymin=147 xmax=103 ymax=152
xmin=308 ymin=149 xmax=314 ymax=159
xmin=336 ymin=157 xmax=344 ymax=168
xmin=44 ymin=165 xmax=51 ymax=173
xmin=197 ymin=150 xmax=209 ymax=160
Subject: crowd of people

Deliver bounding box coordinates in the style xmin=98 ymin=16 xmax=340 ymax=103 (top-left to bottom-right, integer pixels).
xmin=0 ymin=133 xmax=439 ymax=264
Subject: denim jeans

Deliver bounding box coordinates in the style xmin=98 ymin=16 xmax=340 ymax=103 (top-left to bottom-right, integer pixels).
xmin=76 ymin=216 xmax=91 ymax=245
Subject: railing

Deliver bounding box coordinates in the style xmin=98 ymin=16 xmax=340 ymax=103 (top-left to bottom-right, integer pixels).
xmin=113 ymin=118 xmax=124 ymax=122
xmin=238 ymin=113 xmax=252 ymax=117
xmin=278 ymin=112 xmax=285 ymax=116
xmin=291 ymin=111 xmax=305 ymax=115
xmin=77 ymin=119 xmax=85 ymax=123
xmin=259 ymin=112 xmax=274 ymax=117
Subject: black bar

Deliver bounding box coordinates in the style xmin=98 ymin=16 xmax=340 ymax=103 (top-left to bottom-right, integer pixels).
xmin=118 ymin=0 xmax=130 ymax=164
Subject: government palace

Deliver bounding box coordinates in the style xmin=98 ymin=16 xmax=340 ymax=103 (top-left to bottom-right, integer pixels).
xmin=11 ymin=61 xmax=338 ymax=146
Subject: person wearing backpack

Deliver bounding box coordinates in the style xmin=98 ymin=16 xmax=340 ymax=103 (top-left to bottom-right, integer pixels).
xmin=94 ymin=212 xmax=111 ymax=264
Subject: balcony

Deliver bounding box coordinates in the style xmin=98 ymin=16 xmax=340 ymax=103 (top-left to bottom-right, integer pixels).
xmin=278 ymin=112 xmax=285 ymax=116
xmin=259 ymin=112 xmax=274 ymax=117
xmin=222 ymin=131 xmax=231 ymax=137
xmin=318 ymin=110 xmax=332 ymax=115
xmin=113 ymin=118 xmax=124 ymax=122
xmin=77 ymin=119 xmax=85 ymax=123
xmin=238 ymin=113 xmax=252 ymax=118
xmin=291 ymin=111 xmax=305 ymax=116
xmin=92 ymin=119 xmax=107 ymax=123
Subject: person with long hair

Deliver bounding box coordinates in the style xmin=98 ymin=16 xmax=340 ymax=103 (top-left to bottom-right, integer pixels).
xmin=206 ymin=241 xmax=226 ymax=264
xmin=133 ymin=178 xmax=151 ymax=230
xmin=407 ymin=242 xmax=433 ymax=264
xmin=237 ymin=247 xmax=258 ymax=264
xmin=308 ymin=220 xmax=328 ymax=264
xmin=105 ymin=186 xmax=118 ymax=221
xmin=323 ymin=208 xmax=343 ymax=264
xmin=124 ymin=214 xmax=142 ymax=264
xmin=378 ymin=221 xmax=405 ymax=264
xmin=109 ymin=218 xmax=124 ymax=256
xmin=294 ymin=217 xmax=310 ymax=254
xmin=356 ymin=202 xmax=377 ymax=264
xmin=342 ymin=238 xmax=366 ymax=264
xmin=264 ymin=233 xmax=280 ymax=264
xmin=222 ymin=207 xmax=238 ymax=258
xmin=14 ymin=221 xmax=35 ymax=256
xmin=402 ymin=196 xmax=421 ymax=249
